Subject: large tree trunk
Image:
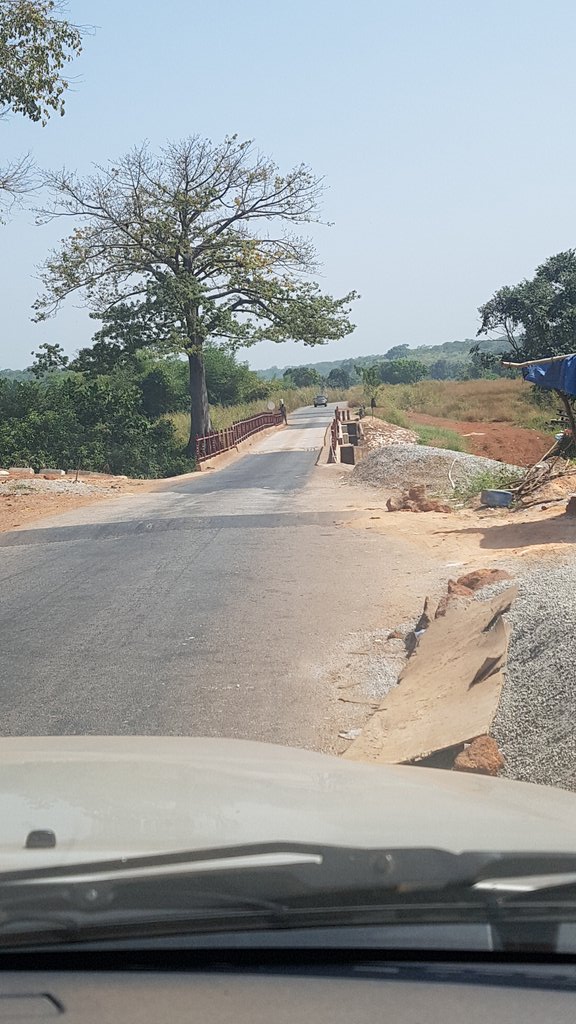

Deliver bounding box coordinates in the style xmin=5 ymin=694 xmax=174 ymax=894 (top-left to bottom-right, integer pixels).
xmin=187 ymin=347 xmax=212 ymax=458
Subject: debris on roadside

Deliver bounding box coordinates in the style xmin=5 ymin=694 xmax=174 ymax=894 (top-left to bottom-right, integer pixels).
xmin=386 ymin=484 xmax=452 ymax=514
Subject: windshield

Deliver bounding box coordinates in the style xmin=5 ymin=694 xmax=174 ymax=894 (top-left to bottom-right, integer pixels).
xmin=1 ymin=0 xmax=575 ymax=961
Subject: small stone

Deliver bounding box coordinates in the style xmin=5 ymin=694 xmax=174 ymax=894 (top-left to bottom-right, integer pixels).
xmin=419 ymin=500 xmax=453 ymax=513
xmin=447 ymin=579 xmax=473 ymax=598
xmin=408 ymin=484 xmax=427 ymax=502
xmin=566 ymin=495 xmax=576 ymax=516
xmin=453 ymin=736 xmax=504 ymax=776
xmin=386 ymin=496 xmax=403 ymax=512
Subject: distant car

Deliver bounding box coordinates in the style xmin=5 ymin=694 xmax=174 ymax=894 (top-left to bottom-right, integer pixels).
xmin=313 ymin=394 xmax=328 ymax=407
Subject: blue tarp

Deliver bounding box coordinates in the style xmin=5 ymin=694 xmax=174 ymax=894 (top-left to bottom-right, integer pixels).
xmin=522 ymin=355 xmax=576 ymax=396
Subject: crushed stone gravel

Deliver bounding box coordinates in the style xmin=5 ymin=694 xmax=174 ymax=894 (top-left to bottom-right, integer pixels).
xmin=353 ymin=443 xmax=520 ymax=498
xmin=488 ymin=562 xmax=576 ymax=792
xmin=1 ymin=479 xmax=110 ymax=496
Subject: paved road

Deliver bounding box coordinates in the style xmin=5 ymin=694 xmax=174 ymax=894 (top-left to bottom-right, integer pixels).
xmin=0 ymin=406 xmax=416 ymax=747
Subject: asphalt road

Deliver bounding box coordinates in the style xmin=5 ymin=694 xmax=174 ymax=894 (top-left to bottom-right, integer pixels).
xmin=0 ymin=405 xmax=417 ymax=747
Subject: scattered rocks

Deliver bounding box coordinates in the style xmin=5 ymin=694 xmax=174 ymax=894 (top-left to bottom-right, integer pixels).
xmin=386 ymin=484 xmax=453 ymax=514
xmin=453 ymin=735 xmax=505 ymax=776
xmin=434 ymin=569 xmax=515 ymax=619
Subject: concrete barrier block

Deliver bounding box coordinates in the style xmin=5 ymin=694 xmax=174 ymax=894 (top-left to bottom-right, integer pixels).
xmin=8 ymin=467 xmax=35 ymax=477
xmin=340 ymin=444 xmax=356 ymax=465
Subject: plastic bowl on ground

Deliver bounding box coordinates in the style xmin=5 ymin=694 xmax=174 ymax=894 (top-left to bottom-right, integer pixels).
xmin=480 ymin=489 xmax=513 ymax=508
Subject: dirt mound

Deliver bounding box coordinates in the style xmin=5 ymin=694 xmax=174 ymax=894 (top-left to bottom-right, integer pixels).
xmin=407 ymin=413 xmax=553 ymax=467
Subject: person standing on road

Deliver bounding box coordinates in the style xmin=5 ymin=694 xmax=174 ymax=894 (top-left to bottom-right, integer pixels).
xmin=279 ymin=399 xmax=288 ymax=424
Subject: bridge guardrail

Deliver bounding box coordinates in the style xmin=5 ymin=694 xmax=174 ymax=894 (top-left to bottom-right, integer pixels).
xmin=195 ymin=411 xmax=283 ymax=463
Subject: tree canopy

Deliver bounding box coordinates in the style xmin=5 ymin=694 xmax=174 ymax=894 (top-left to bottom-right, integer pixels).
xmin=477 ymin=250 xmax=576 ymax=363
xmin=379 ymin=358 xmax=428 ymax=385
xmin=34 ymin=135 xmax=357 ymax=452
xmin=282 ymin=365 xmax=322 ymax=388
xmin=0 ymin=1 xmax=82 ymax=204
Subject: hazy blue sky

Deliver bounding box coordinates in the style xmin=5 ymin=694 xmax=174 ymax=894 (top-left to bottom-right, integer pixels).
xmin=3 ymin=0 xmax=576 ymax=370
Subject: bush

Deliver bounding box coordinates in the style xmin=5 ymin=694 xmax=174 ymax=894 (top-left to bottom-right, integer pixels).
xmin=0 ymin=372 xmax=191 ymax=478
xmin=453 ymin=467 xmax=525 ymax=503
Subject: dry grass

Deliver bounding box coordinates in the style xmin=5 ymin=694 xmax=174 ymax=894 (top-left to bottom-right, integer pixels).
xmin=347 ymin=379 xmax=554 ymax=430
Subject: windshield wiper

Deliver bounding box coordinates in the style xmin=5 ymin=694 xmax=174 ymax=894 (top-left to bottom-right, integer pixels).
xmin=4 ymin=842 xmax=576 ymax=891
xmin=2 ymin=843 xmax=576 ymax=953
xmin=3 ymin=844 xmax=576 ymax=950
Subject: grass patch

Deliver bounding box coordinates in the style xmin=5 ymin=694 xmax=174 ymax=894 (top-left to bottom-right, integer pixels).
xmin=414 ymin=425 xmax=468 ymax=452
xmin=453 ymin=466 xmax=525 ymax=503
xmin=348 ymin=379 xmax=557 ymax=431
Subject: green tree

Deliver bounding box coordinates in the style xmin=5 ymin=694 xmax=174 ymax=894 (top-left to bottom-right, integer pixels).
xmin=327 ymin=366 xmax=352 ymax=388
xmin=33 ymin=135 xmax=357 ymax=454
xmin=477 ymin=251 xmax=576 ymax=362
xmin=356 ymin=364 xmax=382 ymax=405
xmin=27 ymin=340 xmax=69 ymax=377
xmin=0 ymin=1 xmax=82 ymax=204
xmin=429 ymin=358 xmax=456 ymax=380
xmin=383 ymin=344 xmax=410 ymax=360
xmin=282 ymin=365 xmax=321 ymax=388
xmin=476 ymin=252 xmax=576 ymax=426
xmin=379 ymin=358 xmax=428 ymax=384
xmin=204 ymin=346 xmax=269 ymax=404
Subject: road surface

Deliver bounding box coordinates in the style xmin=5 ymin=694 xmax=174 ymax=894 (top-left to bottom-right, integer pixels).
xmin=0 ymin=406 xmax=420 ymax=748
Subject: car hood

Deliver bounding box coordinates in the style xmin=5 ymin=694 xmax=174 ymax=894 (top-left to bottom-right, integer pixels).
xmin=1 ymin=736 xmax=576 ymax=871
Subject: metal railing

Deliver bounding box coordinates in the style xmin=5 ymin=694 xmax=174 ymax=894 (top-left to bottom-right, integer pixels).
xmin=195 ymin=411 xmax=284 ymax=463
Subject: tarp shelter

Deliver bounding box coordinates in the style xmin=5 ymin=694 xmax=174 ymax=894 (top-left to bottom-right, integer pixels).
xmin=522 ymin=355 xmax=576 ymax=396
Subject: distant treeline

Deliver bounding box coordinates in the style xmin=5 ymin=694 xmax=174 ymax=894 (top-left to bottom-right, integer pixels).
xmin=258 ymin=338 xmax=508 ymax=383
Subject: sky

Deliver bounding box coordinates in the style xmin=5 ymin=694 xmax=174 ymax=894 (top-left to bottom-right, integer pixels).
xmin=3 ymin=0 xmax=576 ymax=371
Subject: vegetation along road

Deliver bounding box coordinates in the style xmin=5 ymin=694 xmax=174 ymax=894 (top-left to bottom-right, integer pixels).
xmin=0 ymin=406 xmax=424 ymax=748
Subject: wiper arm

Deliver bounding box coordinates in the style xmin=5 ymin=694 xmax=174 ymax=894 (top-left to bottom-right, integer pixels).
xmin=4 ymin=844 xmax=576 ymax=914
xmin=0 ymin=842 xmax=489 ymax=890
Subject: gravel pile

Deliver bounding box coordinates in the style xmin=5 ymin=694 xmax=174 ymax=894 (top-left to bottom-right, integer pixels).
xmin=2 ymin=479 xmax=109 ymax=496
xmin=490 ymin=561 xmax=576 ymax=792
xmin=353 ymin=443 xmax=520 ymax=497
xmin=361 ymin=418 xmax=418 ymax=450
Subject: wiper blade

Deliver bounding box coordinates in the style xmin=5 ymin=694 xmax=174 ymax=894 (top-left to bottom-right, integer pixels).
xmin=3 ymin=843 xmax=576 ymax=902
xmin=0 ymin=842 xmax=487 ymax=889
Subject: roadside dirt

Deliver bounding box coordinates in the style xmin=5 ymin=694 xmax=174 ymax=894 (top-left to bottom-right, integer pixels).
xmin=407 ymin=412 xmax=554 ymax=467
xmin=343 ymin=501 xmax=576 ymax=565
xmin=0 ymin=475 xmax=167 ymax=534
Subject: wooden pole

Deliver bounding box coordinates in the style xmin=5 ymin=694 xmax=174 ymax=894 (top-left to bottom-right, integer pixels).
xmin=501 ymin=353 xmax=576 ymax=368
